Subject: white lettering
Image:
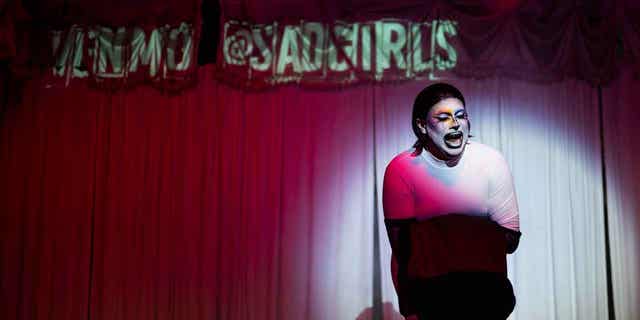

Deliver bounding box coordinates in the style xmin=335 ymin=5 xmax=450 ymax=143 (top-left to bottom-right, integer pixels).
xmin=276 ymin=25 xmax=302 ymax=74
xmin=435 ymin=20 xmax=457 ymax=70
xmin=411 ymin=22 xmax=432 ymax=73
xmin=301 ymin=22 xmax=324 ymax=72
xmin=166 ymin=23 xmax=193 ymax=71
xmin=361 ymin=25 xmax=371 ymax=72
xmin=129 ymin=27 xmax=162 ymax=76
xmin=96 ymin=26 xmax=127 ymax=77
xmin=376 ymin=21 xmax=406 ymax=75
xmin=250 ymin=25 xmax=274 ymax=71
xmin=328 ymin=23 xmax=358 ymax=71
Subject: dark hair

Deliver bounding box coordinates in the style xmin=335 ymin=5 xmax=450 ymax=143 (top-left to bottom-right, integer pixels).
xmin=411 ymin=83 xmax=468 ymax=153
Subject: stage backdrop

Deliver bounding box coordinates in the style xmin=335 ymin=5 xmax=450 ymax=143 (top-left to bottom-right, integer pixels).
xmin=3 ymin=64 xmax=640 ymax=320
xmin=2 ymin=0 xmax=640 ymax=320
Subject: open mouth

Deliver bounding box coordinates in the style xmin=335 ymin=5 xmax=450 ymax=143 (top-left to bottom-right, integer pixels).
xmin=444 ymin=131 xmax=464 ymax=148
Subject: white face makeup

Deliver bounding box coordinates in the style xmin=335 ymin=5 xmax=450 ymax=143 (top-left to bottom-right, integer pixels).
xmin=417 ymin=97 xmax=470 ymax=161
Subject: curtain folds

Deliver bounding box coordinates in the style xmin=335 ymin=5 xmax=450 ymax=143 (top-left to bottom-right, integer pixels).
xmin=0 ymin=65 xmax=375 ymax=320
xmin=602 ymin=71 xmax=640 ymax=320
xmin=1 ymin=66 xmax=639 ymax=320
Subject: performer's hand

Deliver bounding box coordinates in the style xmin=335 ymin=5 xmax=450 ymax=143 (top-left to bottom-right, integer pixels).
xmin=502 ymin=226 xmax=522 ymax=253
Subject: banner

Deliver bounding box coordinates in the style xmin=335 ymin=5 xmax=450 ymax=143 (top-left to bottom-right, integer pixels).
xmin=218 ymin=18 xmax=459 ymax=87
xmin=48 ymin=22 xmax=197 ymax=89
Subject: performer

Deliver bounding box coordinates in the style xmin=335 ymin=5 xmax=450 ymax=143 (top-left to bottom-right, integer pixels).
xmin=383 ymin=83 xmax=522 ymax=320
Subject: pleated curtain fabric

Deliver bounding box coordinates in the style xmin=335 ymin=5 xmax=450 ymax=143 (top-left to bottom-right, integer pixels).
xmin=2 ymin=66 xmax=639 ymax=320
xmin=602 ymin=71 xmax=640 ymax=320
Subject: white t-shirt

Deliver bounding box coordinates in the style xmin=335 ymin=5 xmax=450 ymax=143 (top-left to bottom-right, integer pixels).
xmin=383 ymin=141 xmax=519 ymax=231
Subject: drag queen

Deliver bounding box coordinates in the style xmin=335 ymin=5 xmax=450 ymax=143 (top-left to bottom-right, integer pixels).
xmin=383 ymin=83 xmax=522 ymax=320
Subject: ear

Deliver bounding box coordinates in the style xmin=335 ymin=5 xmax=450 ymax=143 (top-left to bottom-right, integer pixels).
xmin=415 ymin=118 xmax=427 ymax=134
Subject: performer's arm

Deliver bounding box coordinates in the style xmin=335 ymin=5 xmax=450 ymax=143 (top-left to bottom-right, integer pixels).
xmin=487 ymin=152 xmax=522 ymax=253
xmin=384 ymin=218 xmax=415 ymax=315
xmin=382 ymin=160 xmax=416 ymax=316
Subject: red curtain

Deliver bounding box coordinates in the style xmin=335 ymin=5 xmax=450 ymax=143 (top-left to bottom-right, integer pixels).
xmin=1 ymin=65 xmax=377 ymax=320
xmin=1 ymin=78 xmax=98 ymax=319
xmin=4 ymin=64 xmax=640 ymax=320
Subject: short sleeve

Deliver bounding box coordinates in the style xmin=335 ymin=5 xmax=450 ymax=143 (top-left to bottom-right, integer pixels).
xmin=487 ymin=152 xmax=519 ymax=231
xmin=383 ymin=159 xmax=415 ymax=220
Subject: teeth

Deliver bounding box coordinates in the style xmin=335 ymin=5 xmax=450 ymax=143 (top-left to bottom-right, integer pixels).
xmin=445 ymin=137 xmax=463 ymax=148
